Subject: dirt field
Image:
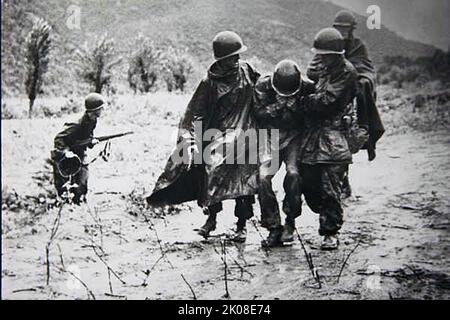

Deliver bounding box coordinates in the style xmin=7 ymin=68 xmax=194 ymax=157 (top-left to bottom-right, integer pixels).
xmin=2 ymin=93 xmax=449 ymax=300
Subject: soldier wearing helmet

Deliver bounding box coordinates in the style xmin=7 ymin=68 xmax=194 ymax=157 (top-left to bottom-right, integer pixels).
xmin=307 ymin=10 xmax=385 ymax=201
xmin=298 ymin=28 xmax=358 ymax=250
xmin=51 ymin=93 xmax=105 ymax=204
xmin=253 ymin=59 xmax=315 ymax=247
xmin=308 ymin=10 xmax=384 ymax=162
xmin=148 ymin=31 xmax=260 ymax=242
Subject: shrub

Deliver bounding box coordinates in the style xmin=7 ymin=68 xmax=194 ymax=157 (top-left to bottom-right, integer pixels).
xmin=71 ymin=34 xmax=122 ymax=94
xmin=128 ymin=34 xmax=162 ymax=93
xmin=160 ymin=46 xmax=193 ymax=92
xmin=24 ymin=17 xmax=52 ymax=118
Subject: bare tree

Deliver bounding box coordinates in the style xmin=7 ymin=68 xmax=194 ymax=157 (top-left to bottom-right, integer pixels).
xmin=24 ymin=17 xmax=51 ymax=118
xmin=72 ymin=34 xmax=122 ymax=94
xmin=128 ymin=34 xmax=161 ymax=93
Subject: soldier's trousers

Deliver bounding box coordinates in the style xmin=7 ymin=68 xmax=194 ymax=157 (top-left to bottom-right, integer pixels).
xmin=258 ymin=138 xmax=302 ymax=230
xmin=300 ymin=163 xmax=348 ymax=236
xmin=53 ymin=164 xmax=89 ymax=204
xmin=205 ymin=196 xmax=255 ymax=221
xmin=341 ymin=169 xmax=352 ymax=198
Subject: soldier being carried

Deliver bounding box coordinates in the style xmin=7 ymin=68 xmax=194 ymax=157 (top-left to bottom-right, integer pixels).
xmin=253 ymin=59 xmax=315 ymax=247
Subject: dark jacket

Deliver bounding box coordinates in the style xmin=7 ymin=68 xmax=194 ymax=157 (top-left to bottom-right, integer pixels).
xmin=147 ymin=61 xmax=260 ymax=207
xmin=307 ymin=37 xmax=384 ymax=154
xmin=52 ymin=114 xmax=97 ymax=162
xmin=300 ymin=58 xmax=358 ymax=165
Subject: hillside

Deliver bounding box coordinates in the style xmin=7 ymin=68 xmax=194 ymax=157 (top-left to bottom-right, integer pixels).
xmin=1 ymin=0 xmax=437 ymax=95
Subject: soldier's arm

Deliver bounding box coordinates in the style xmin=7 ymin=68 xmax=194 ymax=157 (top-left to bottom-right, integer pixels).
xmin=178 ymin=78 xmax=210 ymax=143
xmin=306 ymin=55 xmax=323 ymax=82
xmin=348 ymin=39 xmax=376 ymax=80
xmin=52 ymin=122 xmax=80 ymax=161
xmin=54 ymin=122 xmax=79 ymax=152
xmin=301 ymin=69 xmax=356 ymax=118
xmin=245 ymin=61 xmax=261 ymax=84
xmin=302 ymin=80 xmax=316 ymax=95
xmin=253 ymin=79 xmax=281 ymax=120
xmin=254 ymin=100 xmax=282 ymax=119
xmin=285 ymin=80 xmax=316 ymax=116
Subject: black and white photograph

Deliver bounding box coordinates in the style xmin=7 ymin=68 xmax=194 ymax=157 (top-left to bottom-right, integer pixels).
xmin=1 ymin=0 xmax=449 ymax=303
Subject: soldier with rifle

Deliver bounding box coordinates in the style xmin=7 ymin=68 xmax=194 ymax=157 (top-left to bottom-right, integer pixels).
xmin=51 ymin=93 xmax=132 ymax=204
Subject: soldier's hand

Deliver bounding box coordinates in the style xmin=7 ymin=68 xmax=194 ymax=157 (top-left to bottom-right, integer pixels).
xmin=64 ymin=150 xmax=76 ymax=159
xmin=187 ymin=144 xmax=199 ymax=171
xmin=297 ymin=96 xmax=308 ymax=113
xmin=88 ymin=138 xmax=99 ymax=148
xmin=267 ymin=105 xmax=279 ymax=117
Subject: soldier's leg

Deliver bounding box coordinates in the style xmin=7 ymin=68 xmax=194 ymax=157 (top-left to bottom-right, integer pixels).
xmin=281 ymin=138 xmax=303 ymax=226
xmin=341 ymin=168 xmax=352 ymax=200
xmin=280 ymin=139 xmax=302 ymax=242
xmin=53 ymin=164 xmax=67 ymax=198
xmin=198 ymin=202 xmax=223 ymax=238
xmin=318 ymin=164 xmax=348 ymax=249
xmin=73 ymin=166 xmax=89 ymax=204
xmin=299 ymin=164 xmax=322 ymax=214
xmin=258 ymin=159 xmax=282 ymax=230
xmin=258 ymin=159 xmax=283 ymax=247
xmin=229 ymin=196 xmax=255 ymax=243
xmin=235 ymin=196 xmax=254 ymax=222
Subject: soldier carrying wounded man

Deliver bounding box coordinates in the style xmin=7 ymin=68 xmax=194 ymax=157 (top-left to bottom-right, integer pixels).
xmin=147 ymin=31 xmax=260 ymax=242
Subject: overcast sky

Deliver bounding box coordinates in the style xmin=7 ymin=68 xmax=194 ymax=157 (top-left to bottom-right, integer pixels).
xmin=328 ymin=0 xmax=450 ymax=50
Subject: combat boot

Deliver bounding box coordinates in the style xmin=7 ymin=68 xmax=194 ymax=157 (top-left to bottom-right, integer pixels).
xmin=321 ymin=235 xmax=339 ymax=250
xmin=198 ymin=211 xmax=217 ymax=238
xmin=280 ymin=219 xmax=295 ymax=243
xmin=261 ymin=226 xmax=283 ymax=248
xmin=228 ymin=218 xmax=247 ymax=243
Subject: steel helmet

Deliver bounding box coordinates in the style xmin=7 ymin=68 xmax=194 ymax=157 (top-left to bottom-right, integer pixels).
xmin=333 ymin=10 xmax=357 ymax=27
xmin=271 ymin=59 xmax=302 ymax=97
xmin=212 ymin=31 xmax=248 ymax=61
xmin=312 ymin=27 xmax=345 ymax=55
xmin=85 ymin=93 xmax=105 ymax=111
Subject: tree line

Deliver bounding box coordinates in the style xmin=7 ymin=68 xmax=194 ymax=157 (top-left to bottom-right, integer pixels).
xmin=23 ymin=17 xmax=194 ymax=118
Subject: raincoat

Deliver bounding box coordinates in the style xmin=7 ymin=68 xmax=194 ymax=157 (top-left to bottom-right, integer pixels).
xmin=147 ymin=61 xmax=260 ymax=207
xmin=300 ymin=58 xmax=358 ymax=164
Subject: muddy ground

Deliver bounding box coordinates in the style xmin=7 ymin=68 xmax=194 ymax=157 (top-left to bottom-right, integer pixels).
xmin=1 ymin=93 xmax=449 ymax=300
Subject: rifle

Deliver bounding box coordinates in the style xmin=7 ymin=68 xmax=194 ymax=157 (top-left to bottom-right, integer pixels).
xmin=55 ymin=131 xmax=134 ymax=177
xmin=73 ymin=131 xmax=134 ymax=148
